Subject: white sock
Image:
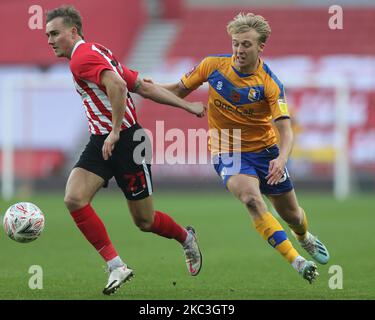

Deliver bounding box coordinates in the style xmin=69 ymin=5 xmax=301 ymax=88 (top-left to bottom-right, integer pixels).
xmin=107 ymin=256 xmax=125 ymax=271
xmin=301 ymin=232 xmax=313 ymax=243
xmin=291 ymin=255 xmax=306 ymax=272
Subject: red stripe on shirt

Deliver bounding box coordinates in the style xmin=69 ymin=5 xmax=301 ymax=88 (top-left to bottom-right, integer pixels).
xmin=76 ymin=78 xmax=113 ymax=120
xmin=83 ymin=101 xmax=101 ymax=134
xmin=83 ymin=100 xmax=112 ymax=133
xmin=77 ymin=78 xmax=136 ymax=130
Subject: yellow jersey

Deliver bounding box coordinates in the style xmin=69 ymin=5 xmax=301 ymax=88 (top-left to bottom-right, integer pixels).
xmin=181 ymin=55 xmax=290 ymax=154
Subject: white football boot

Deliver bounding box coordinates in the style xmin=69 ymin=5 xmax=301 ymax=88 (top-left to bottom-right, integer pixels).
xmin=293 ymin=257 xmax=319 ymax=284
xmin=293 ymin=231 xmax=330 ymax=265
xmin=103 ymin=265 xmax=134 ymax=295
xmin=182 ymin=226 xmax=202 ymax=276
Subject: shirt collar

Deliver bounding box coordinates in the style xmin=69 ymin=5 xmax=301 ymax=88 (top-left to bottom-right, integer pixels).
xmin=70 ymin=40 xmax=85 ymax=59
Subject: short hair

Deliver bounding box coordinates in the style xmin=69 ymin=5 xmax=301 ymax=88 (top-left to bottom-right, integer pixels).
xmin=46 ymin=5 xmax=84 ymax=39
xmin=227 ymin=13 xmax=271 ymax=44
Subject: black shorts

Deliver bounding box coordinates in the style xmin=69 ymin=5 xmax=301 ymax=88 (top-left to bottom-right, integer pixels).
xmin=74 ymin=123 xmax=153 ymax=200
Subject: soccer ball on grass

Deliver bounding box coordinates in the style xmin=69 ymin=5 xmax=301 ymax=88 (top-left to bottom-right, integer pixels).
xmin=3 ymin=202 xmax=45 ymax=243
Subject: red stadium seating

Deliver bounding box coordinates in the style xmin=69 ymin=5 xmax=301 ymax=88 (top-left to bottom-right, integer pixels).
xmin=0 ymin=150 xmax=65 ymax=179
xmin=167 ymin=8 xmax=375 ymax=60
xmin=0 ymin=0 xmax=147 ymax=65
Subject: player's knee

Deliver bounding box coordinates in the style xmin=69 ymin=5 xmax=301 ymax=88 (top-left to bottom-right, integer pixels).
xmin=239 ymin=192 xmax=264 ymax=212
xmin=284 ymin=209 xmax=303 ymax=225
xmin=246 ymin=197 xmax=264 ymax=212
xmin=64 ymin=194 xmax=86 ymax=212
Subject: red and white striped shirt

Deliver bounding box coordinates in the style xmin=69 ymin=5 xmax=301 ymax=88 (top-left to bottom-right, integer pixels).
xmin=69 ymin=40 xmax=138 ymax=135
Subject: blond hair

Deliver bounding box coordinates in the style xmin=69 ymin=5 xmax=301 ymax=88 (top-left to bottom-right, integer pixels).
xmin=227 ymin=13 xmax=271 ymax=44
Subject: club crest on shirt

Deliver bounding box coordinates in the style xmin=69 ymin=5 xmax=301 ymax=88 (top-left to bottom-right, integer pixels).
xmin=248 ymin=88 xmax=261 ymax=102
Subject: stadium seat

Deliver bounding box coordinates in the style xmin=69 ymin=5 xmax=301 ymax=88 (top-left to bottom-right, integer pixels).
xmin=167 ymin=8 xmax=375 ymax=60
xmin=0 ymin=150 xmax=65 ymax=179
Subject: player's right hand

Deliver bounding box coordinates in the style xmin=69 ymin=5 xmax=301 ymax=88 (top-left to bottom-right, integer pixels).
xmin=102 ymin=131 xmax=120 ymax=160
xmin=187 ymin=102 xmax=207 ymax=118
xmin=143 ymin=78 xmax=154 ymax=84
xmin=266 ymin=156 xmax=287 ymax=185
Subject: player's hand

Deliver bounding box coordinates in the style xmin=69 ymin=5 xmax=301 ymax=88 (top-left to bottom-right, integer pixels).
xmin=266 ymin=156 xmax=287 ymax=185
xmin=186 ymin=102 xmax=207 ymax=118
xmin=102 ymin=130 xmax=120 ymax=160
xmin=143 ymin=78 xmax=154 ymax=84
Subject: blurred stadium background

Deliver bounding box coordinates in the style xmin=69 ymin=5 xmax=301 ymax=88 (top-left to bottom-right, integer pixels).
xmin=0 ymin=0 xmax=374 ymax=300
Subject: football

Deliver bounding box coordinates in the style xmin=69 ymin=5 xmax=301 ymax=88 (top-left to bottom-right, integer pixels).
xmin=3 ymin=202 xmax=45 ymax=243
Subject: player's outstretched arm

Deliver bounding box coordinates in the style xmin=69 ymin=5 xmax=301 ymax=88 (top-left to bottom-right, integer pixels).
xmin=134 ymin=78 xmax=206 ymax=117
xmin=148 ymin=81 xmax=193 ymax=99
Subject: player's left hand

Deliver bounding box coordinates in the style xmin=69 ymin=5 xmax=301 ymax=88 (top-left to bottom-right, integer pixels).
xmin=102 ymin=131 xmax=120 ymax=160
xmin=266 ymin=156 xmax=287 ymax=185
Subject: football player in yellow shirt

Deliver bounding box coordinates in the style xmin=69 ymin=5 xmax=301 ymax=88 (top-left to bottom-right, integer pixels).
xmin=157 ymin=13 xmax=329 ymax=283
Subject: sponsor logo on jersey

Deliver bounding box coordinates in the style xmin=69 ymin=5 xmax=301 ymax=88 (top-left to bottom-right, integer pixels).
xmin=216 ymin=81 xmax=223 ymax=91
xmin=214 ymin=99 xmax=254 ymax=117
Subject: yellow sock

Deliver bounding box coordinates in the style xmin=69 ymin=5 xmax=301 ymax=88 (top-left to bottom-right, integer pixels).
xmin=253 ymin=212 xmax=299 ymax=263
xmin=288 ymin=207 xmax=308 ymax=241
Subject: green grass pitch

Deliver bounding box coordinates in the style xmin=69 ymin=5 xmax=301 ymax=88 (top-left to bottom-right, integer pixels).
xmin=0 ymin=190 xmax=374 ymax=300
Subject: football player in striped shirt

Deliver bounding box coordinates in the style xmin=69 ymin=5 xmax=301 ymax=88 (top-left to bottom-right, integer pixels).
xmin=46 ymin=6 xmax=203 ymax=295
xmin=157 ymin=13 xmax=329 ymax=284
